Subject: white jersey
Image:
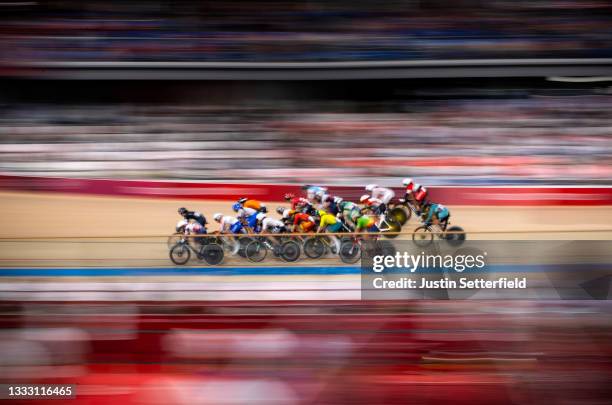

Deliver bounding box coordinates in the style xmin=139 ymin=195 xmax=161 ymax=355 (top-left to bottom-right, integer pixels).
xmin=261 ymin=217 xmax=285 ymax=232
xmin=236 ymin=207 xmax=257 ymax=219
xmin=219 ymin=215 xmax=239 ymax=232
xmin=185 ymin=222 xmax=205 ymax=234
xmin=372 ymin=187 xmax=395 ymax=204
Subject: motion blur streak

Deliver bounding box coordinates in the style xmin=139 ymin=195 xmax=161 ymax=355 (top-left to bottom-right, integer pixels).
xmin=1 ymin=0 xmax=611 ymax=63
xmin=0 ymin=301 xmax=611 ymax=404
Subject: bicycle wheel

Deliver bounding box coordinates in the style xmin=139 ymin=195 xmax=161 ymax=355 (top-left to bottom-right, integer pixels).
xmin=245 ymin=240 xmax=267 ymax=262
xmin=339 ymin=241 xmax=361 ymax=264
xmin=381 ymin=217 xmax=402 ymax=239
xmin=201 ymin=243 xmax=224 ymax=265
xmin=412 ymin=226 xmax=434 ymax=247
xmin=280 ymin=240 xmax=301 ymax=262
xmin=169 ymin=243 xmax=191 ymax=265
xmin=445 ymin=225 xmax=466 ymax=247
xmin=389 ymin=207 xmax=410 ymax=225
xmin=167 ymin=233 xmax=182 ymax=249
xmin=237 ymin=236 xmax=252 ymax=258
xmin=376 ymin=240 xmax=396 ymax=257
xmin=303 ymin=237 xmax=326 ymax=259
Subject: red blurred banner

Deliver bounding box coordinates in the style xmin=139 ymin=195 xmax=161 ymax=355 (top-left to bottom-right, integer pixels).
xmin=0 ymin=174 xmax=611 ymax=206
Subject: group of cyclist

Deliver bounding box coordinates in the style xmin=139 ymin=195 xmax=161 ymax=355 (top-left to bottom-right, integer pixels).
xmin=175 ymin=179 xmax=451 ymax=239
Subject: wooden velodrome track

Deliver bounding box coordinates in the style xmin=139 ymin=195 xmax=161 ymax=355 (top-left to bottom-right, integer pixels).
xmin=0 ymin=191 xmax=610 ymax=300
xmin=0 ymin=191 xmax=611 ymax=268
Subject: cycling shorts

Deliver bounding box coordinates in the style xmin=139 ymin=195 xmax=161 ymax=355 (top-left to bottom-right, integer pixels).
xmin=246 ymin=213 xmax=258 ymax=229
xmin=327 ymin=222 xmax=343 ymax=233
xmin=437 ymin=208 xmax=450 ymax=221
xmin=230 ymin=221 xmax=244 ymax=234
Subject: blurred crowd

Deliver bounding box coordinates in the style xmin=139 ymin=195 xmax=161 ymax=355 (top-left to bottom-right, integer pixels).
xmin=1 ymin=0 xmax=611 ymax=63
xmin=0 ymin=93 xmax=611 ymax=185
xmin=1 ymin=301 xmax=611 ymax=404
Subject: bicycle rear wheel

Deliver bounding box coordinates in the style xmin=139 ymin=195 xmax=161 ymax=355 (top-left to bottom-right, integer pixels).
xmin=280 ymin=240 xmax=301 ymax=262
xmin=445 ymin=226 xmax=466 ymax=247
xmin=245 ymin=240 xmax=267 ymax=262
xmin=381 ymin=217 xmax=402 ymax=239
xmin=389 ymin=207 xmax=410 ymax=225
xmin=202 ymin=243 xmax=224 ymax=265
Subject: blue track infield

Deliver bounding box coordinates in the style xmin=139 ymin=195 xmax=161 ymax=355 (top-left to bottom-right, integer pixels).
xmin=0 ymin=263 xmax=608 ymax=277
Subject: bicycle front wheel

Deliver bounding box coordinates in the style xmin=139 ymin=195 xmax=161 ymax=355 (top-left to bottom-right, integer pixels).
xmin=245 ymin=240 xmax=267 ymax=263
xmin=339 ymin=241 xmax=361 ymax=264
xmin=303 ymin=237 xmax=326 ymax=259
xmin=169 ymin=243 xmax=191 ymax=265
xmin=412 ymin=226 xmax=433 ymax=247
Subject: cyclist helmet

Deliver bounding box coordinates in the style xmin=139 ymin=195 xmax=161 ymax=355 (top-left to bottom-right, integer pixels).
xmin=365 ymin=184 xmax=378 ymax=192
xmin=314 ymin=190 xmax=325 ymax=201
xmin=256 ymin=213 xmax=266 ymax=222
xmin=276 ymin=206 xmax=286 ymax=215
xmin=413 ymin=184 xmax=422 ymax=191
xmin=360 ymin=194 xmax=370 ymax=203
xmin=176 ymin=219 xmax=188 ymax=232
xmin=284 ymin=193 xmax=295 ymax=201
xmin=238 ymin=197 xmax=248 ymax=204
xmin=402 ymin=178 xmax=413 ymax=186
xmin=333 ymin=196 xmax=343 ymax=204
xmin=178 ymin=207 xmax=187 ymax=216
xmin=213 ymin=213 xmax=223 ymax=222
xmin=232 ymin=202 xmax=242 ymax=212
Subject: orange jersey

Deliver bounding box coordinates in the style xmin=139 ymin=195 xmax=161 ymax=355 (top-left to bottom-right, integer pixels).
xmin=243 ymin=199 xmax=263 ymax=210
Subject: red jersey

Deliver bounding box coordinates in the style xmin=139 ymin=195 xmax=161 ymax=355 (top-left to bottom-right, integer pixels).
xmin=291 ymin=197 xmax=310 ymax=210
xmin=415 ymin=188 xmax=428 ymax=202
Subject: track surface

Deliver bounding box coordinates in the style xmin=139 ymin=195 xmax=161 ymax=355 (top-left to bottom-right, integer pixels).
xmin=0 ymin=191 xmax=611 ymax=269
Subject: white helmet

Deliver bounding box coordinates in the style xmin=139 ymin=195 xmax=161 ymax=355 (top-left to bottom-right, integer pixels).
xmin=365 ymin=184 xmax=378 ymax=192
xmin=413 ymin=184 xmax=422 ymax=191
xmin=333 ymin=196 xmax=343 ymax=204
xmin=213 ymin=213 xmax=223 ymax=222
xmin=360 ymin=194 xmax=370 ymax=203
xmin=176 ymin=219 xmax=188 ymax=232
xmin=256 ymin=213 xmax=266 ymax=222
xmin=402 ymin=178 xmax=413 ymax=186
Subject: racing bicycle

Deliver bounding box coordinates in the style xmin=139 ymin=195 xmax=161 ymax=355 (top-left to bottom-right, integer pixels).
xmin=412 ymin=222 xmax=466 ymax=248
xmin=169 ymin=236 xmax=224 ymax=265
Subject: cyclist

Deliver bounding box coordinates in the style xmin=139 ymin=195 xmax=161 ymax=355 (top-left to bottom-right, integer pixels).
xmin=317 ymin=209 xmax=344 ymax=233
xmin=213 ymin=213 xmax=244 ymax=234
xmin=365 ymin=184 xmax=395 ymax=205
xmin=338 ymin=200 xmax=361 ymax=230
xmin=284 ymin=193 xmax=312 ymax=212
xmin=360 ymin=194 xmax=386 ymax=216
xmin=354 ymin=214 xmax=379 ymax=233
xmin=423 ymin=202 xmax=450 ymax=230
xmin=233 ymin=202 xmax=258 ymax=231
xmin=303 ymin=185 xmax=328 ymax=202
xmin=178 ymin=207 xmax=207 ymax=227
xmin=317 ymin=192 xmax=343 ymax=215
xmin=184 ymin=220 xmax=207 ymax=245
xmin=257 ymin=212 xmax=287 ymax=234
xmin=292 ymin=211 xmax=316 ymax=233
xmin=412 ymin=184 xmax=429 ymax=213
xmin=238 ymin=197 xmax=267 ymax=213
xmin=175 ymin=219 xmax=189 ymax=236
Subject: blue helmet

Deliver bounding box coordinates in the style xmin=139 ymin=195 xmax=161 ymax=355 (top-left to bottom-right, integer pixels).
xmin=232 ymin=202 xmax=242 ymax=212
